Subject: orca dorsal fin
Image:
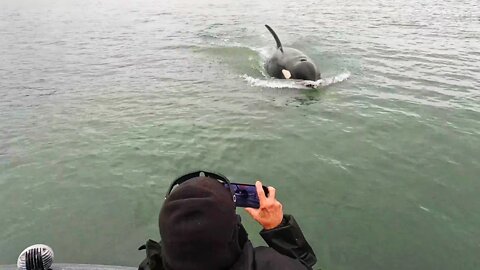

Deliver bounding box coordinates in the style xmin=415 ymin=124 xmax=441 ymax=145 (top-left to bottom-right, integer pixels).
xmin=265 ymin=24 xmax=283 ymax=53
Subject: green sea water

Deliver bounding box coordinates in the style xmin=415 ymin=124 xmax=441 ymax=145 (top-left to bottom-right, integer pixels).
xmin=1 ymin=0 xmax=479 ymax=269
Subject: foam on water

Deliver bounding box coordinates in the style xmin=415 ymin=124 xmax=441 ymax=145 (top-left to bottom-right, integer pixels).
xmin=242 ymin=71 xmax=351 ymax=89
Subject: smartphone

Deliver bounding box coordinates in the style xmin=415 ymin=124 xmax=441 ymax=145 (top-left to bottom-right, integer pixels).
xmin=224 ymin=183 xmax=269 ymax=208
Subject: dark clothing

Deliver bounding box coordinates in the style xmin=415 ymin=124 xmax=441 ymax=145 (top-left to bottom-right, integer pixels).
xmin=139 ymin=215 xmax=317 ymax=270
xmin=159 ymin=177 xmax=241 ymax=270
xmin=260 ymin=215 xmax=316 ymax=268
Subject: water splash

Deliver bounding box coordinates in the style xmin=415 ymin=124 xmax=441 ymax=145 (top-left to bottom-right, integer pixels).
xmin=255 ymin=46 xmax=275 ymax=61
xmin=242 ymin=71 xmax=351 ymax=89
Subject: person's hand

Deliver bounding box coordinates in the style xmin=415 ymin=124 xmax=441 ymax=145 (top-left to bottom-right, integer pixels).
xmin=245 ymin=181 xmax=283 ymax=230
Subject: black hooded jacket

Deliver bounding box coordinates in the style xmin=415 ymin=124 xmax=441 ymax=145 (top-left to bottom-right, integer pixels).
xmin=138 ymin=214 xmax=317 ymax=270
xmin=139 ymin=177 xmax=316 ymax=270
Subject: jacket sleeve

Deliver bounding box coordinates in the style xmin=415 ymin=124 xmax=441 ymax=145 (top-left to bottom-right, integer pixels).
xmin=259 ymin=214 xmax=317 ymax=269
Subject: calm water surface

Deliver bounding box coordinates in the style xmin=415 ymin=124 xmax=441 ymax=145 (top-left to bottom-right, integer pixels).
xmin=1 ymin=0 xmax=479 ymax=269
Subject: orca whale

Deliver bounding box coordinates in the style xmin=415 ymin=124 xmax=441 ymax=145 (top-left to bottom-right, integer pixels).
xmin=264 ymin=25 xmax=321 ymax=81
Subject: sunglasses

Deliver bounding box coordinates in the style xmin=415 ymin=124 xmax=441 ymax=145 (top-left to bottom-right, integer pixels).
xmin=166 ymin=170 xmax=237 ymax=203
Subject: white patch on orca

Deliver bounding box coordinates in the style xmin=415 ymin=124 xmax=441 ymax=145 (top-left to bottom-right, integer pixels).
xmin=282 ymin=69 xmax=292 ymax=79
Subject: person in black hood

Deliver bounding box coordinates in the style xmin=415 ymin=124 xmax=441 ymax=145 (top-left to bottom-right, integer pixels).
xmin=138 ymin=172 xmax=317 ymax=270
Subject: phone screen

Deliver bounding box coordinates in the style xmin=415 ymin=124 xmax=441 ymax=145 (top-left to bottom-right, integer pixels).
xmin=224 ymin=183 xmax=269 ymax=208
